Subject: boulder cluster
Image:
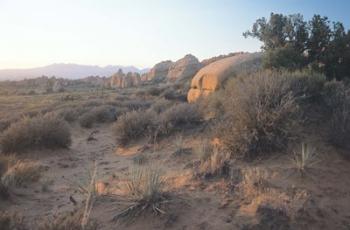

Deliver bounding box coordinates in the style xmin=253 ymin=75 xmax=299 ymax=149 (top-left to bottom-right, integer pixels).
xmin=110 ymin=69 xmax=141 ymax=89
xmin=144 ymin=54 xmax=202 ymax=83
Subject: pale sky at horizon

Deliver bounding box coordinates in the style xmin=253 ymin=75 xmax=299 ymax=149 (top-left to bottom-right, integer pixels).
xmin=0 ymin=0 xmax=349 ymax=69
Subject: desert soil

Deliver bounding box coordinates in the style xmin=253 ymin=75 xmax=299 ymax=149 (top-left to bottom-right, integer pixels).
xmin=2 ymin=123 xmax=350 ymax=230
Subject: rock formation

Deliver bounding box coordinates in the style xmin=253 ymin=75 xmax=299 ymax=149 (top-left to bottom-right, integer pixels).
xmin=110 ymin=69 xmax=141 ymax=88
xmin=145 ymin=60 xmax=173 ymax=82
xmin=187 ymin=53 xmax=262 ymax=102
xmin=52 ymin=80 xmax=65 ymax=92
xmin=167 ymin=54 xmax=202 ymax=82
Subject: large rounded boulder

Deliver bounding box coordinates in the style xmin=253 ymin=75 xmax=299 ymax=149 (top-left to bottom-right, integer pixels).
xmin=187 ymin=53 xmax=261 ymax=102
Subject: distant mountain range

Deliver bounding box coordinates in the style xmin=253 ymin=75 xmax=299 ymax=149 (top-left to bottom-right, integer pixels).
xmin=0 ymin=64 xmax=150 ymax=81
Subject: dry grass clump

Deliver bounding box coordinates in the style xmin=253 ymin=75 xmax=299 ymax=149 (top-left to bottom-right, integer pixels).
xmin=194 ymin=140 xmax=212 ymax=163
xmin=240 ymin=167 xmax=269 ymax=197
xmin=0 ymin=155 xmax=16 ymax=199
xmin=196 ymin=145 xmax=230 ymax=178
xmin=113 ymin=167 xmax=171 ymax=223
xmin=291 ymin=143 xmax=319 ymax=177
xmin=219 ymin=70 xmax=305 ymax=160
xmin=1 ymin=160 xmax=41 ymax=187
xmin=0 ymin=113 xmax=71 ymax=153
xmin=79 ymin=105 xmax=117 ymax=128
xmin=113 ymin=110 xmax=157 ymax=146
xmin=323 ymin=81 xmax=350 ymax=149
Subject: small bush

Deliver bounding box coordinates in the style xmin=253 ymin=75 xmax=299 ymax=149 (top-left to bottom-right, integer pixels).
xmin=323 ymin=81 xmax=350 ymax=149
xmin=151 ymin=98 xmax=173 ymax=114
xmin=56 ymin=107 xmax=84 ymax=123
xmin=219 ymin=70 xmax=304 ymax=160
xmin=79 ymin=105 xmax=117 ymax=128
xmin=159 ymin=103 xmax=202 ymax=135
xmin=113 ymin=168 xmax=170 ymax=223
xmin=1 ymin=161 xmax=41 ymax=187
xmin=113 ymin=110 xmax=157 ymax=146
xmin=0 ymin=114 xmax=71 ymax=153
xmin=162 ymin=88 xmax=187 ymax=101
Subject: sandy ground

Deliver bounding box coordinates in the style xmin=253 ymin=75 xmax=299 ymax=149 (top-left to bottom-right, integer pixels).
xmin=2 ymin=123 xmax=350 ymax=230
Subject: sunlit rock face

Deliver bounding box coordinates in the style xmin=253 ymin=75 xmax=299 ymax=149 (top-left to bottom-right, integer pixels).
xmin=144 ymin=60 xmax=173 ymax=82
xmin=187 ymin=53 xmax=262 ymax=102
xmin=110 ymin=69 xmax=141 ymax=88
xmin=167 ymin=54 xmax=202 ymax=82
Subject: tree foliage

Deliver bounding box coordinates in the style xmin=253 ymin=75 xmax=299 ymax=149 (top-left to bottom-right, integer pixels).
xmin=244 ymin=13 xmax=350 ymax=80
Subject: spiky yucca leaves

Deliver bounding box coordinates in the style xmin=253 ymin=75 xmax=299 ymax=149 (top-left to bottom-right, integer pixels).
xmin=291 ymin=143 xmax=319 ymax=177
xmin=113 ymin=168 xmax=171 ymax=223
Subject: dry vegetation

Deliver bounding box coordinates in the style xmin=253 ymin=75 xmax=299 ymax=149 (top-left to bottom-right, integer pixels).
xmin=0 ymin=113 xmax=71 ymax=153
xmin=113 ymin=167 xmax=172 ymax=223
xmin=1 ymin=67 xmax=350 ymax=229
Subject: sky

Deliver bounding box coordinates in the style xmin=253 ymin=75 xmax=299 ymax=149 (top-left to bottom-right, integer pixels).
xmin=0 ymin=0 xmax=349 ymax=69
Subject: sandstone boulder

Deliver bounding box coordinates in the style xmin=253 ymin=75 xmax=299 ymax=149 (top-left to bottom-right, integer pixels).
xmin=187 ymin=53 xmax=261 ymax=102
xmin=144 ymin=60 xmax=173 ymax=82
xmin=167 ymin=54 xmax=202 ymax=82
xmin=110 ymin=69 xmax=141 ymax=88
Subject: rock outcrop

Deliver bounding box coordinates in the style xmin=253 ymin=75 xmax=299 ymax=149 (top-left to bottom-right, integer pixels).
xmin=145 ymin=60 xmax=173 ymax=82
xmin=52 ymin=80 xmax=64 ymax=92
xmin=187 ymin=53 xmax=261 ymax=102
xmin=110 ymin=69 xmax=141 ymax=88
xmin=167 ymin=54 xmax=202 ymax=82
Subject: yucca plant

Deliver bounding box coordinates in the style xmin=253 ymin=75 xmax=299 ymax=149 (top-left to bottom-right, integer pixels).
xmin=113 ymin=167 xmax=170 ymax=223
xmin=291 ymin=143 xmax=319 ymax=177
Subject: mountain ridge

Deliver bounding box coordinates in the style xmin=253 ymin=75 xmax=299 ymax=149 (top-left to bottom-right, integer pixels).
xmin=0 ymin=63 xmax=150 ymax=81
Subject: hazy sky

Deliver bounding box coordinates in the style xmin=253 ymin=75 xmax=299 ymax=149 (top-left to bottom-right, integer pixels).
xmin=0 ymin=0 xmax=349 ymax=69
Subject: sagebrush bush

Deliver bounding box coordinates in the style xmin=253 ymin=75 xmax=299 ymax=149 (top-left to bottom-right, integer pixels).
xmin=56 ymin=107 xmax=85 ymax=123
xmin=0 ymin=114 xmax=71 ymax=153
xmin=113 ymin=110 xmax=157 ymax=146
xmin=151 ymin=98 xmax=173 ymax=114
xmin=323 ymin=81 xmax=350 ymax=148
xmin=79 ymin=105 xmax=117 ymax=128
xmin=159 ymin=103 xmax=202 ymax=135
xmin=219 ymin=70 xmax=305 ymax=160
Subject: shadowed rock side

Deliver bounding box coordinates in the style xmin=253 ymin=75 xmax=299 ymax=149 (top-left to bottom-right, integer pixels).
xmin=144 ymin=60 xmax=173 ymax=82
xmin=110 ymin=69 xmax=141 ymax=88
xmin=167 ymin=54 xmax=202 ymax=82
xmin=187 ymin=53 xmax=262 ymax=102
